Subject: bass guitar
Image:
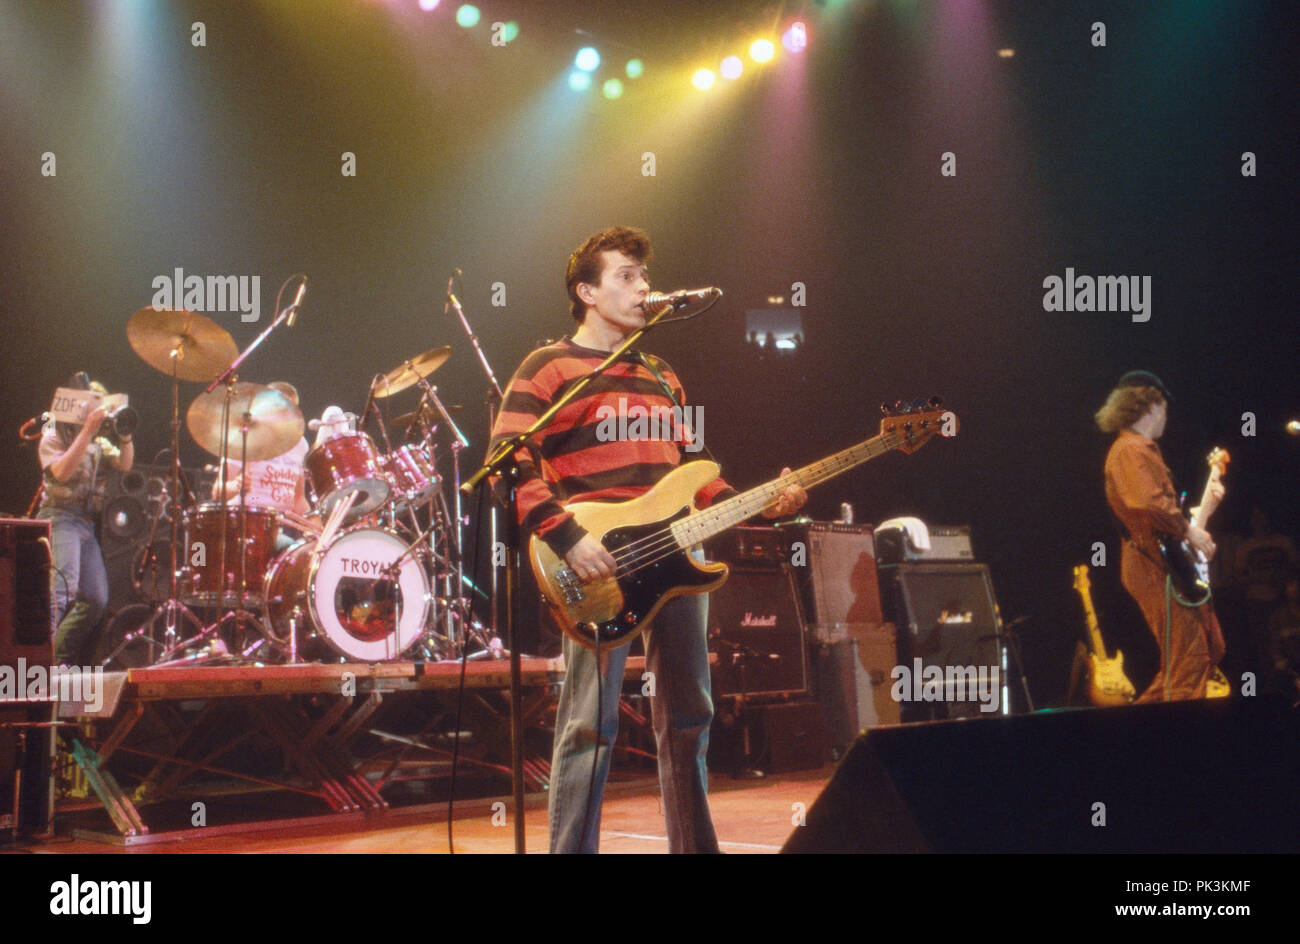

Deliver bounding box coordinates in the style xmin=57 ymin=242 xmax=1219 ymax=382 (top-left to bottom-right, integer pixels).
xmin=531 ymin=400 xmax=955 ymax=649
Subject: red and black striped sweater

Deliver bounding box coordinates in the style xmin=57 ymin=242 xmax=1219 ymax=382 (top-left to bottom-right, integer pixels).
xmin=488 ymin=337 xmax=734 ymax=556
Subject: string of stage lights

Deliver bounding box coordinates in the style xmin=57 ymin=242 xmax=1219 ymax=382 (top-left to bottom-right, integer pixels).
xmin=399 ymin=0 xmax=811 ymax=98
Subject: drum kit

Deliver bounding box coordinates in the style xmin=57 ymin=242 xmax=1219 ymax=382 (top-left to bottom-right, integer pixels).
xmin=108 ymin=304 xmax=494 ymax=667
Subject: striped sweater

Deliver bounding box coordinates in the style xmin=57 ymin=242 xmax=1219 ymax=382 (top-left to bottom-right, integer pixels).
xmin=488 ymin=337 xmax=734 ymax=555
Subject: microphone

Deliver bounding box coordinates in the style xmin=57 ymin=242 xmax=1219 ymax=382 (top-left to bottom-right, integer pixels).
xmin=446 ymin=268 xmax=461 ymax=301
xmin=642 ymin=287 xmax=721 ymax=311
xmin=286 ymin=278 xmax=308 ymax=326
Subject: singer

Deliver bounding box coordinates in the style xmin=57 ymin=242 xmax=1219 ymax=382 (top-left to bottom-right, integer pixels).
xmin=36 ymin=373 xmax=134 ymax=665
xmin=486 ymin=226 xmax=805 ymax=853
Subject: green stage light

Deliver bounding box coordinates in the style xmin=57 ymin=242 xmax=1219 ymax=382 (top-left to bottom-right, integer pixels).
xmin=455 ymin=5 xmax=480 ymax=28
xmin=626 ymin=58 xmax=644 ymax=78
xmin=602 ymin=78 xmax=624 ymax=99
xmin=575 ymin=47 xmax=600 ymax=72
xmin=568 ymin=70 xmax=592 ymax=92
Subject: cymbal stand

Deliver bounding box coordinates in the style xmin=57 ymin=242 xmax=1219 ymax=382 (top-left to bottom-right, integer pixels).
xmin=446 ymin=275 xmax=505 ymax=646
xmin=132 ymin=346 xmax=206 ymax=666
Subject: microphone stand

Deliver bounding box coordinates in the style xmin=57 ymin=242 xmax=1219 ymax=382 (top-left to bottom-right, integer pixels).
xmin=460 ymin=301 xmax=686 ymax=855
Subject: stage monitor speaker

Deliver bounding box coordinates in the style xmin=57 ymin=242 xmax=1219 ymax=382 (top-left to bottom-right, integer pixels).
xmin=781 ymin=697 xmax=1300 ymax=853
xmin=879 ymin=562 xmax=1003 ymax=720
xmin=709 ymin=566 xmax=808 ymax=698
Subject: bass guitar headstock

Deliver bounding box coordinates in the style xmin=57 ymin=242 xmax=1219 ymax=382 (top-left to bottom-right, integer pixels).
xmin=880 ymin=396 xmax=956 ymax=455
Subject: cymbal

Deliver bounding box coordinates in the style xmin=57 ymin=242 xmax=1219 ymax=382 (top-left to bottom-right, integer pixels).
xmin=186 ymin=382 xmax=304 ymax=463
xmin=391 ymin=403 xmax=463 ymax=431
xmin=127 ymin=308 xmax=239 ymax=382
xmin=373 ymin=346 xmax=452 ymax=398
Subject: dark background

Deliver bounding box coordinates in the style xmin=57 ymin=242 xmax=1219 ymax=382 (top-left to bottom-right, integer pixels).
xmin=3 ymin=0 xmax=1296 ymax=703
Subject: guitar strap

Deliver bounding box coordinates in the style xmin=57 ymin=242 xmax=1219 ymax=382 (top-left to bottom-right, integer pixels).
xmin=635 ymin=351 xmax=721 ymax=465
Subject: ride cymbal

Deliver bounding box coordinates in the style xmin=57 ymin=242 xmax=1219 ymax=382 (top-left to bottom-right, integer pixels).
xmin=127 ymin=308 xmax=239 ymax=382
xmin=187 ymin=382 xmax=304 ymax=463
xmin=372 ymin=346 xmax=452 ymax=398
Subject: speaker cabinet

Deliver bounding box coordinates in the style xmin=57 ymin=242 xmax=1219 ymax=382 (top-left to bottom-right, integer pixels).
xmin=781 ymin=698 xmax=1300 ymax=853
xmin=709 ymin=566 xmax=808 ymax=699
xmin=879 ymin=562 xmax=1003 ymax=720
xmin=800 ymin=523 xmax=883 ymax=626
xmin=1 ymin=518 xmax=54 ymax=843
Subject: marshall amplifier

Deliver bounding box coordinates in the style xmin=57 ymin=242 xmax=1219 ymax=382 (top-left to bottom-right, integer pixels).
xmin=878 ymin=562 xmax=1004 ymax=721
xmin=709 ymin=566 xmax=808 ymax=699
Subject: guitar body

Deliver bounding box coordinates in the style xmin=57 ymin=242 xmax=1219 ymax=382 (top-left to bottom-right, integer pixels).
xmin=529 ymin=461 xmax=729 ymax=649
xmin=1087 ymin=650 xmax=1136 ymax=707
xmin=1158 ymin=536 xmax=1211 ymax=604
xmin=1158 ymin=447 xmax=1230 ymax=606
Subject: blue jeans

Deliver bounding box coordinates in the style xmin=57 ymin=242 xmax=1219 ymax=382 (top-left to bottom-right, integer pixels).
xmin=39 ymin=510 xmax=109 ymax=665
xmin=548 ymin=587 xmax=719 ymax=854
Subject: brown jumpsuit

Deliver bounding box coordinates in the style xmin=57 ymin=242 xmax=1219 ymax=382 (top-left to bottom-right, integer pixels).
xmin=1104 ymin=430 xmax=1225 ymax=701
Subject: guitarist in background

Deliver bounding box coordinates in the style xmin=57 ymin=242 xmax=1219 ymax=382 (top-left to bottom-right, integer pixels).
xmin=1096 ymin=371 xmax=1225 ymax=701
xmin=488 ymin=226 xmax=805 ymax=853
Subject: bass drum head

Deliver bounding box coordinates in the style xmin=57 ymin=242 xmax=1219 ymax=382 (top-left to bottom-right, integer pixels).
xmin=295 ymin=527 xmax=430 ymax=661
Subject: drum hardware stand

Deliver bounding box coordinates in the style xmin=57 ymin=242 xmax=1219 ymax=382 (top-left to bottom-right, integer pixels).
xmin=446 ymin=276 xmax=506 ymax=648
xmin=124 ymin=345 xmax=206 ymax=666
xmin=165 ymin=283 xmax=305 ymax=664
xmin=415 ymin=379 xmax=498 ymax=659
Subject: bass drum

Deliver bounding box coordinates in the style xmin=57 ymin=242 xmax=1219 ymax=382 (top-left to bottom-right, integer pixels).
xmin=264 ymin=527 xmax=430 ymax=662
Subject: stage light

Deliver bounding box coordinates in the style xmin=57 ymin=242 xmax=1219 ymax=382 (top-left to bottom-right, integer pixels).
xmin=568 ymin=70 xmax=592 ymax=92
xmin=749 ymin=39 xmax=775 ymax=63
xmin=997 ymin=48 xmax=1015 ymax=58
xmin=626 ymin=58 xmax=644 ymax=79
xmin=720 ymin=56 xmax=743 ymax=80
xmin=455 ymin=5 xmax=480 ymax=28
xmin=418 ymin=0 xmax=440 ymax=11
xmin=602 ymin=78 xmax=624 ymax=99
xmin=691 ymin=68 xmax=715 ymax=90
xmin=575 ymin=47 xmax=600 ymax=71
xmin=501 ymin=20 xmax=519 ymax=42
xmin=782 ymin=22 xmax=807 ymax=54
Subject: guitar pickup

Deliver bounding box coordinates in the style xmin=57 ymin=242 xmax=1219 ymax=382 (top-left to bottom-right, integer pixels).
xmin=556 ymin=567 xmax=585 ymax=605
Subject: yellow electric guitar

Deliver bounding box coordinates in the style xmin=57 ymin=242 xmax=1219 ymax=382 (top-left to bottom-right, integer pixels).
xmin=1072 ymin=564 xmax=1136 ymax=706
xmin=531 ymin=400 xmax=955 ymax=649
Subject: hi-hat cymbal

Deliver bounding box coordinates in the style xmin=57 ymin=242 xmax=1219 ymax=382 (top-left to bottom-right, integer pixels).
xmin=373 ymin=346 xmax=452 ymax=398
xmin=187 ymin=383 xmax=304 ymax=463
xmin=127 ymin=308 xmax=239 ymax=382
xmin=391 ymin=403 xmax=464 ymax=431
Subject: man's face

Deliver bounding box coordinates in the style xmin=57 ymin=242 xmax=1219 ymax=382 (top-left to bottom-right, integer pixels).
xmin=1147 ymin=398 xmax=1168 ymax=439
xmin=580 ymin=250 xmax=650 ymax=334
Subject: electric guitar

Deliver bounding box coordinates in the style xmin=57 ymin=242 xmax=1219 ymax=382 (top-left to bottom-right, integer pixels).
xmin=530 ymin=400 xmax=955 ymax=650
xmin=1158 ymin=447 xmax=1229 ymax=604
xmin=1071 ymin=564 xmax=1136 ymax=705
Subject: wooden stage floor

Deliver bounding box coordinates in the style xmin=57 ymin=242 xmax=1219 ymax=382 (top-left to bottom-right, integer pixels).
xmin=18 ymin=767 xmax=832 ymax=854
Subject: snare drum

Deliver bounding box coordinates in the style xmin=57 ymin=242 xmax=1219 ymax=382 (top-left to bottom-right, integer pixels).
xmin=182 ymin=502 xmax=281 ymax=607
xmin=378 ymin=443 xmax=439 ymax=511
xmin=304 ymin=432 xmax=390 ymax=521
xmin=264 ymin=526 xmax=431 ymax=661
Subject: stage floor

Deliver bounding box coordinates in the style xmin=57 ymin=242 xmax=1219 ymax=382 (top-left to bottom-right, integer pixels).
xmin=15 ymin=767 xmax=830 ymax=854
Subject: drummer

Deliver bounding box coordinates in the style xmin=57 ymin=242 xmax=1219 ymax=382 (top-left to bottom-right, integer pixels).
xmin=212 ymin=381 xmax=310 ymax=548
